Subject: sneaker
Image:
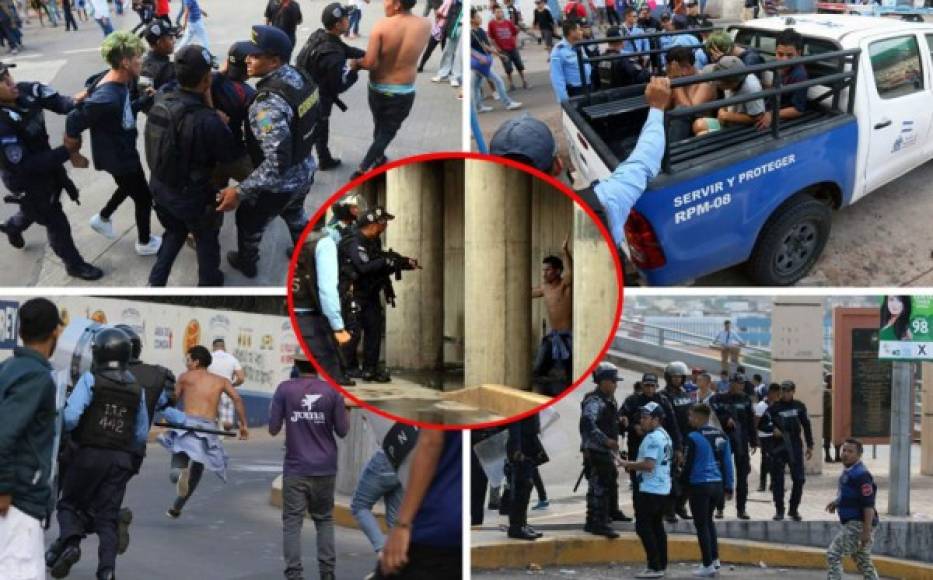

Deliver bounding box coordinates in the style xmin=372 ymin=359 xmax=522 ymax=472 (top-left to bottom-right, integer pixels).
xmin=491 ymin=93 xmax=500 ymax=101
xmin=693 ymin=565 xmax=717 ymax=577
xmin=431 ymin=75 xmax=446 ymax=82
xmin=712 ymin=559 xmax=721 ymax=570
xmin=166 ymin=508 xmax=181 ymax=519
xmin=450 ymin=78 xmax=460 ymax=87
xmin=635 ymin=569 xmax=664 ymax=578
xmin=116 ymin=507 xmax=133 ymax=554
xmin=477 ymin=105 xmax=493 ymax=113
xmin=135 ymin=235 xmax=161 ymax=256
xmin=505 ymin=101 xmax=523 ymax=110
xmin=89 ymin=213 xmax=116 ymax=239
xmin=176 ymin=467 xmax=190 ymax=498
xmin=532 ymin=499 xmax=550 ymax=510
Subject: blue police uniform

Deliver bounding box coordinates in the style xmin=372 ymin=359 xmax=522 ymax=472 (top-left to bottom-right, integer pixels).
xmin=827 ymin=460 xmax=879 ymax=579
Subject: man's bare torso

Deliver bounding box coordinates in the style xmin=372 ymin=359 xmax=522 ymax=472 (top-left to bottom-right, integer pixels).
xmin=177 ymin=369 xmax=231 ymax=421
xmin=370 ymin=13 xmax=431 ymax=84
xmin=541 ymin=279 xmax=572 ymax=333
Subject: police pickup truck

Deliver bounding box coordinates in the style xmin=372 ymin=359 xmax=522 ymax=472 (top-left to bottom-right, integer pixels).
xmin=563 ymin=15 xmax=933 ymax=285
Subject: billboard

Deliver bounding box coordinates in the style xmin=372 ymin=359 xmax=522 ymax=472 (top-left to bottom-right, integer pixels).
xmin=878 ymin=295 xmax=933 ymax=361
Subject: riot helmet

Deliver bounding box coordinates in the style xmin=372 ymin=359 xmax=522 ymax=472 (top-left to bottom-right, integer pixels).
xmin=91 ymin=327 xmax=132 ymax=371
xmin=114 ymin=324 xmax=142 ymax=361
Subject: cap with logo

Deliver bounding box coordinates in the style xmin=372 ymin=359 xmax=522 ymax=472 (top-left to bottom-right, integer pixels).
xmin=226 ymin=41 xmax=254 ymax=74
xmin=489 ymin=114 xmax=557 ymax=173
xmin=174 ymin=45 xmax=214 ymax=79
xmin=640 ymin=401 xmax=666 ymax=419
xmin=357 ymin=206 xmax=395 ymax=226
xmin=144 ymin=21 xmax=177 ymax=44
xmin=641 ymin=372 xmax=659 ymax=385
xmin=322 ymin=3 xmax=353 ymax=28
xmin=240 ymin=24 xmax=295 ymax=62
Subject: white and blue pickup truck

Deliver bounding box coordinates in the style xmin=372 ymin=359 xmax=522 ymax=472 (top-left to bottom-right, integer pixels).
xmin=563 ymin=15 xmax=933 ymax=285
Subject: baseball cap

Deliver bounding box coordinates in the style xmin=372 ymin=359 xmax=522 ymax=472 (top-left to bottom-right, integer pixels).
xmin=641 ymin=372 xmax=659 ymax=385
xmin=358 ymin=206 xmax=395 ymax=226
xmin=712 ymin=55 xmax=746 ymax=84
xmin=339 ymin=193 xmax=361 ymax=207
xmin=593 ymin=362 xmax=623 ymax=384
xmin=0 ymin=61 xmax=16 ymax=77
xmin=640 ymin=401 xmax=666 ymax=419
xmin=174 ymin=45 xmax=214 ymax=80
xmin=226 ymin=41 xmax=253 ymax=74
xmin=322 ymin=3 xmax=353 ymax=28
xmin=19 ymin=298 xmax=63 ymax=340
xmin=144 ymin=20 xmax=177 ymax=44
xmin=489 ymin=114 xmax=557 ymax=173
xmin=241 ymin=25 xmax=294 ymax=62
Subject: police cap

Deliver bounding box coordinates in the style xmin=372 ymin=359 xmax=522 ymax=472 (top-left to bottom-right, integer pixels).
xmin=174 ymin=44 xmax=214 ymax=81
xmin=240 ymin=25 xmax=294 ymax=63
xmin=322 ymin=3 xmax=353 ymax=29
xmin=144 ymin=21 xmax=177 ymax=45
xmin=357 ymin=206 xmax=395 ymax=226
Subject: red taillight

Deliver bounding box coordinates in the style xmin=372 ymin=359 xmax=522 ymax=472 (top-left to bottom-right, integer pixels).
xmin=624 ymin=209 xmax=666 ymax=269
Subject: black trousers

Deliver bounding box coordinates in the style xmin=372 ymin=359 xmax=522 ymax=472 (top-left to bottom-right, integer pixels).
xmin=62 ymin=0 xmax=78 ymax=29
xmin=344 ymin=297 xmax=383 ymax=373
xmin=101 ymin=166 xmax=153 ymax=244
xmin=297 ymin=313 xmax=346 ymax=382
xmin=471 ymin=448 xmax=488 ymax=526
xmin=360 ymin=87 xmax=415 ymax=172
xmin=171 ymin=452 xmax=205 ymax=512
xmin=771 ymin=446 xmax=805 ymax=514
xmin=759 ymin=436 xmax=773 ymax=489
xmin=312 ymin=99 xmax=336 ymax=163
xmin=634 ymin=491 xmax=668 ymax=572
xmin=734 ymin=449 xmax=751 ymax=513
xmin=532 ymin=465 xmax=547 ymax=502
xmin=13 ymin=192 xmax=85 ymax=268
xmin=688 ymin=482 xmax=723 ymax=567
xmin=234 ymin=188 xmax=309 ymax=268
xmin=148 ymin=203 xmax=222 ymax=286
xmin=508 ymin=459 xmax=534 ymax=532
xmin=418 ymin=36 xmax=441 ymax=71
xmin=584 ymin=452 xmax=615 ymax=527
xmin=56 ymin=447 xmax=135 ymax=575
xmin=372 ymin=543 xmax=460 ymax=579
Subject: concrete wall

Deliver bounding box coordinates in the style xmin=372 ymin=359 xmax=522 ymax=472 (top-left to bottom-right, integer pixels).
xmin=444 ymin=161 xmax=466 ymax=364
xmin=530 ymin=180 xmax=574 ymax=348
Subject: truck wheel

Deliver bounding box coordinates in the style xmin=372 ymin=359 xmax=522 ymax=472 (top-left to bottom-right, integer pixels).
xmin=745 ymin=194 xmax=832 ymax=286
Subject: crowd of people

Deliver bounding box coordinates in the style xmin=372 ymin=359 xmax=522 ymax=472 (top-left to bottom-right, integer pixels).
xmin=0 ymin=298 xmax=461 ymax=579
xmin=0 ymin=0 xmax=442 ymax=285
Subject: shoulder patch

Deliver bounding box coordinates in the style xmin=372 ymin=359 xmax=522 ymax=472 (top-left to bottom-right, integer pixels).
xmin=861 ymin=482 xmax=873 ymax=496
xmin=255 ymin=109 xmax=275 ymax=134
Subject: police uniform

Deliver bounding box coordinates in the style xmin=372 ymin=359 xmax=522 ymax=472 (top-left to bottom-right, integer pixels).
xmin=210 ymin=42 xmax=257 ymax=189
xmin=48 ymin=329 xmax=149 ymax=580
xmin=709 ymin=384 xmax=758 ymax=516
xmin=759 ymin=386 xmax=813 ymax=519
xmin=296 ymin=3 xmax=366 ymax=168
xmin=661 ymin=372 xmax=694 ymax=520
xmin=140 ymin=21 xmax=178 ymax=91
xmin=0 ymin=71 xmax=102 ymax=280
xmin=229 ymin=25 xmax=320 ymax=278
xmin=620 ymin=378 xmax=682 ymax=484
xmin=506 ymin=414 xmax=546 ymax=540
xmin=598 ymin=45 xmax=650 ymax=89
xmin=827 ymin=460 xmax=879 ymax=580
xmin=579 ymin=382 xmax=623 ymax=536
xmin=146 ymin=46 xmax=240 ymax=287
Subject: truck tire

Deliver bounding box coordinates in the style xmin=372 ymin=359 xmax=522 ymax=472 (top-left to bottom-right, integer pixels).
xmin=745 ymin=194 xmax=832 ymax=286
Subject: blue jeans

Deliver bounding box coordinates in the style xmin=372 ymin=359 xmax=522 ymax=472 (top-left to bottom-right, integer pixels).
xmin=95 ymin=16 xmax=113 ymax=36
xmin=348 ymin=7 xmax=361 ymax=35
xmin=472 ymin=66 xmax=513 ymax=107
xmin=350 ymin=451 xmax=402 ymax=552
xmin=178 ymin=18 xmax=209 ymax=50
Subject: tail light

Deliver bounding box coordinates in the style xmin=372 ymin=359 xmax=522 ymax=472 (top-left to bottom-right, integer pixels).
xmin=624 ymin=209 xmax=666 ymax=269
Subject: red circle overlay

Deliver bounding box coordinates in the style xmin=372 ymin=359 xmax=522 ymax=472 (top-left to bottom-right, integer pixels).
xmin=287 ymin=151 xmax=625 ymax=430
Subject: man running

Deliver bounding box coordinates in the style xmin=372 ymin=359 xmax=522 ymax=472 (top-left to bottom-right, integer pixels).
xmin=531 ymin=235 xmax=572 ymax=394
xmin=159 ymin=345 xmax=248 ymax=519
xmin=353 ymin=0 xmax=431 ymax=178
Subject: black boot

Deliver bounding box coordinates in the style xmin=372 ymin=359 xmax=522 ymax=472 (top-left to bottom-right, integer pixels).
xmin=226 ymin=251 xmax=257 ymax=278
xmin=117 ymin=507 xmax=133 ymax=554
xmin=0 ymin=222 xmax=24 ymax=248
xmin=507 ymin=526 xmax=539 ymax=540
xmin=361 ymin=368 xmax=391 ymax=383
xmin=67 ymin=262 xmax=104 ymax=281
xmin=610 ymin=510 xmax=633 ymax=522
xmin=318 ymin=157 xmax=342 ymax=171
xmin=49 ymin=543 xmax=81 ymax=579
xmin=97 ymin=568 xmax=116 ymax=580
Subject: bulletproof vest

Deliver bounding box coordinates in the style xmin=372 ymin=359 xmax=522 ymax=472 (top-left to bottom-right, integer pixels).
xmin=73 ymin=371 xmax=142 ymax=451
xmin=128 ymin=361 xmax=172 ymax=426
xmin=664 ymin=386 xmax=693 ymax=434
xmin=697 ymin=424 xmax=728 ymax=477
xmin=773 ymin=401 xmax=804 ymax=442
xmin=580 ymin=390 xmax=619 ymax=451
xmin=292 ymin=231 xmax=326 ymax=312
xmin=247 ymin=66 xmax=319 ymax=167
xmin=0 ymin=86 xmax=51 ymax=191
xmin=144 ymin=89 xmax=209 ymax=190
xmin=296 ymin=29 xmax=343 ymax=85
xmin=598 ymin=59 xmax=615 ymax=89
xmin=141 ymin=52 xmax=173 ymax=90
xmin=339 ymin=232 xmax=384 ymax=297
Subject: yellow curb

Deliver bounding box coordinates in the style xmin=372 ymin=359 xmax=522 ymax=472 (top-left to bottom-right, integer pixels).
xmin=471 ymin=533 xmax=933 ymax=579
xmin=269 ymin=475 xmax=388 ymax=532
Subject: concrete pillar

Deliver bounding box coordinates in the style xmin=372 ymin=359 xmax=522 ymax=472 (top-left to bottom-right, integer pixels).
xmin=335 ymin=406 xmax=378 ymax=495
xmin=355 ymin=175 xmax=384 ymax=211
xmin=443 ymin=161 xmax=465 ymax=364
xmin=530 ymin=179 xmax=574 ymax=348
xmin=922 ymin=362 xmax=933 ymax=475
xmin=571 ymin=204 xmax=619 ymax=381
xmin=771 ymin=296 xmax=825 ymax=475
xmin=384 ymin=163 xmax=445 ymax=371
xmin=464 ymin=159 xmax=532 ymax=389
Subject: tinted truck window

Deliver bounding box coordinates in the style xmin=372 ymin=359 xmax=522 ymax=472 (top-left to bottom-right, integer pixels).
xmin=869 ymin=35 xmax=924 ymax=99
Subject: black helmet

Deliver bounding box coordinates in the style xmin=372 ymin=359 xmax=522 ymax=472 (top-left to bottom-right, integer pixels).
xmin=92 ymin=327 xmax=132 ymax=371
xmin=114 ymin=324 xmax=142 ymax=361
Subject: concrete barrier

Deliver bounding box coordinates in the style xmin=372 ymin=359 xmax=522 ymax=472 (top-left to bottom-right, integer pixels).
xmin=612 ymin=336 xmax=770 ymax=379
xmin=270 ymin=474 xmax=387 ymax=532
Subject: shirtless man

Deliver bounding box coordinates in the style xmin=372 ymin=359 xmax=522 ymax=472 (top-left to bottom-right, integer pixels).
xmin=352 ymin=0 xmax=431 ymax=178
xmin=159 ymin=345 xmax=248 ymax=519
xmin=531 ymin=235 xmax=573 ymax=395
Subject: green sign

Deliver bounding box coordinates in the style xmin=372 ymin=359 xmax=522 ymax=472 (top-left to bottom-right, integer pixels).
xmin=878 ymin=295 xmax=933 ymax=360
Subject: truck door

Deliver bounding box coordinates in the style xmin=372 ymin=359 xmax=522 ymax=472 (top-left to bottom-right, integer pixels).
xmin=863 ymin=33 xmax=932 ymax=193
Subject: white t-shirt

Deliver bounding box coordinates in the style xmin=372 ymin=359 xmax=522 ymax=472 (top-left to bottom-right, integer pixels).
xmin=88 ymin=0 xmax=111 ymax=18
xmin=755 ymin=400 xmax=770 ymax=438
xmin=208 ymin=350 xmax=242 ymax=383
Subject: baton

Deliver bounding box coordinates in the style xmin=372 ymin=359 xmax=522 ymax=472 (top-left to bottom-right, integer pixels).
xmin=572 ymin=467 xmax=586 ymax=493
xmin=154 ymin=422 xmax=238 ymax=437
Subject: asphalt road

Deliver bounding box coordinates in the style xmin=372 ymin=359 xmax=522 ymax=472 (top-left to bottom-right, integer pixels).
xmin=474 ymin=563 xmax=893 ymax=579
xmin=44 ymin=435 xmax=379 ymax=580
xmin=0 ymin=0 xmax=461 ymax=287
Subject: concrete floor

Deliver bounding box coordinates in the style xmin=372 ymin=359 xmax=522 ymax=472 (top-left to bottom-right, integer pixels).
xmin=0 ymin=0 xmax=461 ymax=287
xmin=475 ymin=562 xmax=893 ymax=579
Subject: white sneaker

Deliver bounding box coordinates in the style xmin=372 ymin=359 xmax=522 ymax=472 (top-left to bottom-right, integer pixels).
xmin=635 ymin=570 xmax=664 ymax=579
xmin=492 ymin=93 xmax=500 ymax=101
xmin=89 ymin=213 xmax=116 ymax=240
xmin=477 ymin=105 xmax=493 ymax=113
xmin=135 ymin=235 xmax=162 ymax=256
xmin=431 ymin=75 xmax=446 ymax=82
xmin=506 ymin=101 xmax=523 ymax=110
xmin=712 ymin=559 xmax=721 ymax=570
xmin=693 ymin=565 xmax=717 ymax=577
xmin=450 ymin=78 xmax=460 ymax=87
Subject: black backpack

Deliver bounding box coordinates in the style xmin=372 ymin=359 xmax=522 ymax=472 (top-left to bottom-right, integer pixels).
xmin=296 ymin=29 xmax=340 ymax=82
xmin=144 ymin=91 xmax=206 ymax=188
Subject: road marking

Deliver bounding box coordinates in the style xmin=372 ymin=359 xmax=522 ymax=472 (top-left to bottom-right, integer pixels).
xmin=63 ymin=47 xmax=103 ymax=54
xmin=6 ymin=59 xmax=69 ymax=85
xmin=6 ymin=53 xmax=43 ymax=60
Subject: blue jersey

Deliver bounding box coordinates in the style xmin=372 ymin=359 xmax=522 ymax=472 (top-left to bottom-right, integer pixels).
xmin=836 ymin=460 xmax=878 ymax=525
xmin=637 ymin=426 xmax=672 ymax=495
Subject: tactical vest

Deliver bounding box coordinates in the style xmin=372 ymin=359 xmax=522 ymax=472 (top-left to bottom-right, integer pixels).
xmin=296 ymin=29 xmax=342 ymax=84
xmin=73 ymin=372 xmax=142 ymax=452
xmin=580 ymin=390 xmax=619 ymax=451
xmin=128 ymin=361 xmax=173 ymax=426
xmin=141 ymin=52 xmax=173 ymax=90
xmin=246 ymin=67 xmax=319 ymax=167
xmin=144 ymin=90 xmax=210 ymax=191
xmin=0 ymin=87 xmax=51 ymax=192
xmin=664 ymin=387 xmax=694 ymax=435
xmin=292 ymin=230 xmax=326 ymax=312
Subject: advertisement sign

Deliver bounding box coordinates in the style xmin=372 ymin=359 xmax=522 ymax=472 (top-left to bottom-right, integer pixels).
xmin=878 ymin=295 xmax=933 ymax=360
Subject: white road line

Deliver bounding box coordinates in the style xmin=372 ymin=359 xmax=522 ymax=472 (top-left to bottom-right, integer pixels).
xmin=7 ymin=53 xmax=43 ymax=60
xmin=63 ymin=47 xmax=102 ymax=55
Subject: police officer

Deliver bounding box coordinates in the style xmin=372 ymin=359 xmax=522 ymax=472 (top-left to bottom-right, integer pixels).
xmin=210 ymin=42 xmax=258 ymax=188
xmin=0 ymin=63 xmax=103 ymax=280
xmin=599 ymin=26 xmax=650 ymax=89
xmin=293 ymin=218 xmax=354 ymax=385
xmin=825 ymin=438 xmax=879 ymax=580
xmin=579 ymin=362 xmax=626 ymax=538
xmin=661 ymin=360 xmax=693 ymax=522
xmin=296 ymin=2 xmax=365 ymax=170
xmin=146 ymin=44 xmax=240 ymax=286
xmin=760 ymin=380 xmax=813 ymax=521
xmin=709 ymin=372 xmax=757 ymax=520
xmin=620 ymin=373 xmax=680 ymax=491
xmin=506 ymin=413 xmax=546 ymax=540
xmin=140 ymin=20 xmax=177 ymax=91
xmin=338 ymin=206 xmax=418 ymax=382
xmin=46 ymin=328 xmax=149 ymax=580
xmin=217 ymin=25 xmax=321 ymax=278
